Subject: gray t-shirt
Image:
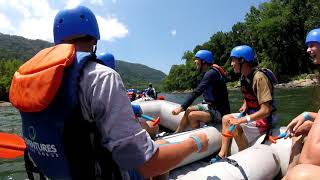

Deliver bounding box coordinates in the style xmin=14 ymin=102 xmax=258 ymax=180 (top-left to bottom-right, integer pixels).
xmin=78 ymin=61 xmax=158 ymax=179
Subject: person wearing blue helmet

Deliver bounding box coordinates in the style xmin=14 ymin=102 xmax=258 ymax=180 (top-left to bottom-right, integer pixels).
xmin=284 ymin=28 xmax=320 ymax=180
xmin=213 ymin=45 xmax=277 ymax=162
xmin=172 ymin=50 xmax=230 ymax=133
xmin=10 ymin=5 xmax=209 ymax=180
xmin=97 ymin=52 xmax=116 ymax=70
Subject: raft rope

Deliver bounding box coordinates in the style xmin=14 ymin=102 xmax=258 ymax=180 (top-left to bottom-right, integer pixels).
xmin=219 ymin=158 xmax=248 ymax=180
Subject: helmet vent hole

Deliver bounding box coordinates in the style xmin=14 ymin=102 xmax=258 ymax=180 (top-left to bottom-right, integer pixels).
xmin=80 ymin=14 xmax=85 ymax=19
xmin=58 ymin=19 xmax=63 ymax=24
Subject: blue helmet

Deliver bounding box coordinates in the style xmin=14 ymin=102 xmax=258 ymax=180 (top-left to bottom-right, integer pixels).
xmin=195 ymin=50 xmax=214 ymax=64
xmin=53 ymin=6 xmax=100 ymax=44
xmin=230 ymin=45 xmax=254 ymax=63
xmin=305 ymin=28 xmax=320 ymax=46
xmin=97 ymin=52 xmax=115 ymax=70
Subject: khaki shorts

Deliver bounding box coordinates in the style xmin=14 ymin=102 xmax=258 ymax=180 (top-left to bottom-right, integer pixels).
xmin=230 ymin=113 xmax=264 ymax=144
xmin=193 ymin=103 xmax=222 ymax=125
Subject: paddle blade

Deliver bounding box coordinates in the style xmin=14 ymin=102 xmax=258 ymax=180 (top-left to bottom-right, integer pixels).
xmin=268 ymin=135 xmax=278 ymax=144
xmin=0 ymin=132 xmax=26 ymax=159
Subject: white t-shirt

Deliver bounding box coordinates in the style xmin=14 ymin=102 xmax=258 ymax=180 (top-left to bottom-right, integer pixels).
xmin=78 ymin=61 xmax=158 ymax=179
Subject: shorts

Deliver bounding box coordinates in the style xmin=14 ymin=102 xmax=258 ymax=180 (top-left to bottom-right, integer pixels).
xmin=193 ymin=103 xmax=222 ymax=125
xmin=230 ymin=113 xmax=266 ymax=144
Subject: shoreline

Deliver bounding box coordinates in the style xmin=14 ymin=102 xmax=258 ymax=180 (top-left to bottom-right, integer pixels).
xmin=0 ymin=75 xmax=319 ymax=104
xmin=172 ymin=74 xmax=319 ymax=93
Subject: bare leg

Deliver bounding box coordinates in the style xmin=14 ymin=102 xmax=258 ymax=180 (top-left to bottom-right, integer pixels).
xmin=175 ymin=107 xmax=197 ymax=133
xmin=233 ymin=126 xmax=248 ymax=151
xmin=218 ymin=114 xmax=233 ymax=158
xmin=287 ymin=135 xmax=305 ymax=171
xmin=188 ymin=111 xmax=211 ymax=129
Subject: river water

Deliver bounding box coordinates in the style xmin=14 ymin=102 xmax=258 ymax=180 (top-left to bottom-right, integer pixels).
xmin=0 ymin=87 xmax=315 ymax=179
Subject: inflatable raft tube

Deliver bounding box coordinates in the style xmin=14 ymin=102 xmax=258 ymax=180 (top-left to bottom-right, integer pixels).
xmin=135 ymin=100 xmax=185 ymax=131
xmin=171 ymin=128 xmax=292 ymax=180
xmin=160 ymin=126 xmax=221 ymax=168
xmin=179 ymin=144 xmax=280 ymax=180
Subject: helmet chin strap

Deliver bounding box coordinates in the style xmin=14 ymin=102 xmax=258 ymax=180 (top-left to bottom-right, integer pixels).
xmin=239 ymin=58 xmax=245 ymax=75
xmin=93 ymin=45 xmax=97 ymax=54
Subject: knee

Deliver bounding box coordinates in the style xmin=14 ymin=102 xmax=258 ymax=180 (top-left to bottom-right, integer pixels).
xmin=185 ymin=107 xmax=193 ymax=114
xmin=286 ymin=164 xmax=312 ymax=180
xmin=188 ymin=112 xmax=199 ymax=127
xmin=222 ymin=115 xmax=230 ymax=125
xmin=188 ymin=111 xmax=197 ymax=120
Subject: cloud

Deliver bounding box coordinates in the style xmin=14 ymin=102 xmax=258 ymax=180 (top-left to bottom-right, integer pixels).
xmin=0 ymin=1 xmax=128 ymax=42
xmin=97 ymin=16 xmax=128 ymax=41
xmin=90 ymin=0 xmax=104 ymax=6
xmin=0 ymin=13 xmax=15 ymax=32
xmin=112 ymin=0 xmax=117 ymax=3
xmin=0 ymin=1 xmax=57 ymax=41
xmin=65 ymin=0 xmax=82 ymax=9
xmin=171 ymin=29 xmax=177 ymax=36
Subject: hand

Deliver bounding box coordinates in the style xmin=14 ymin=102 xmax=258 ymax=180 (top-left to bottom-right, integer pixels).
xmin=239 ymin=103 xmax=246 ymax=113
xmin=285 ymin=113 xmax=305 ymax=138
xmin=229 ymin=117 xmax=245 ymax=126
xmin=293 ymin=121 xmax=313 ymax=137
xmin=189 ymin=132 xmax=208 ymax=153
xmin=172 ymin=107 xmax=183 ymax=115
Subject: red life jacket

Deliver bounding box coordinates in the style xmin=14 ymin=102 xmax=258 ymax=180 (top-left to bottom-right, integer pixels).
xmin=240 ymin=68 xmax=277 ymax=131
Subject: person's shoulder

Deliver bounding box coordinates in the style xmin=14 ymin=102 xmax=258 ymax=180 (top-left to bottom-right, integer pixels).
xmin=253 ymin=70 xmax=268 ymax=81
xmin=205 ymin=67 xmax=220 ymax=78
xmin=84 ymin=61 xmax=118 ymax=76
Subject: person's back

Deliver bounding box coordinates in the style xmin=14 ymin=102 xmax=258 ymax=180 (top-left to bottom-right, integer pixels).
xmin=145 ymin=83 xmax=156 ymax=99
xmin=202 ymin=66 xmax=230 ymax=117
xmin=10 ymin=5 xmax=209 ymax=180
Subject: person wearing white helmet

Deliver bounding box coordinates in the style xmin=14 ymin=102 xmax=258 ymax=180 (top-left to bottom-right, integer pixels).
xmin=284 ymin=28 xmax=320 ymax=180
xmin=212 ymin=45 xmax=277 ymax=163
xmin=9 ymin=5 xmax=209 ymax=180
xmin=172 ymin=50 xmax=230 ymax=133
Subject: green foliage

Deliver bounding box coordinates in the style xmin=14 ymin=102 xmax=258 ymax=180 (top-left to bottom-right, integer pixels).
xmin=116 ymin=60 xmax=166 ymax=90
xmin=0 ymin=60 xmax=22 ymax=101
xmin=0 ymin=33 xmax=166 ymax=100
xmin=163 ymin=0 xmax=320 ymax=91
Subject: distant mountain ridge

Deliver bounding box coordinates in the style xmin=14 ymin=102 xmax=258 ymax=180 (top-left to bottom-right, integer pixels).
xmin=0 ymin=33 xmax=166 ymax=88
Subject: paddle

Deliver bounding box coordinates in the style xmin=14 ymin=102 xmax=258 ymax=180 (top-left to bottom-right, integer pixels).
xmin=269 ymin=132 xmax=287 ymax=143
xmin=0 ymin=132 xmax=26 ymax=159
xmin=131 ymin=104 xmax=160 ymax=127
xmin=222 ymin=112 xmax=245 ymax=138
xmin=141 ymin=114 xmax=161 ymax=127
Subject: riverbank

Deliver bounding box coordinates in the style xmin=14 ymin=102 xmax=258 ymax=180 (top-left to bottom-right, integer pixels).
xmin=171 ymin=74 xmax=319 ymax=93
xmin=0 ymin=101 xmax=11 ymax=106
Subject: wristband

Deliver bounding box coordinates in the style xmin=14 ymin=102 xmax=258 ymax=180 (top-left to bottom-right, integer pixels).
xmin=303 ymin=112 xmax=310 ymax=121
xmin=245 ymin=115 xmax=251 ymax=123
xmin=189 ymin=135 xmax=202 ymax=153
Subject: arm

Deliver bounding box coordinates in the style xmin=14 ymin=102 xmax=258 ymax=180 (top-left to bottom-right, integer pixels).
xmin=286 ymin=111 xmax=318 ymax=137
xmin=299 ymin=114 xmax=320 ymax=165
xmin=81 ymin=64 xmax=208 ymax=178
xmin=138 ymin=133 xmax=208 ymax=178
xmin=180 ymin=69 xmax=218 ymax=110
xmin=236 ymin=102 xmax=272 ymax=124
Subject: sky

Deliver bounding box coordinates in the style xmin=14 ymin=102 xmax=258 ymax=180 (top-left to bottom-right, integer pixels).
xmin=0 ymin=0 xmax=268 ymax=74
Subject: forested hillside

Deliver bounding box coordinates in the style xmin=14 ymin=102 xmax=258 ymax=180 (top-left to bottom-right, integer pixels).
xmin=0 ymin=33 xmax=166 ymax=101
xmin=162 ymin=0 xmax=320 ymax=91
